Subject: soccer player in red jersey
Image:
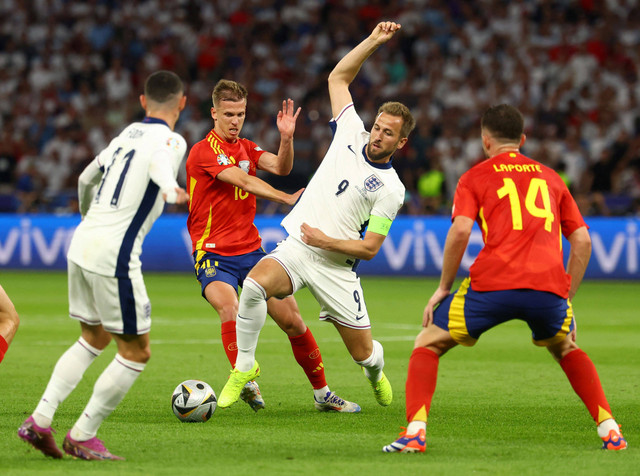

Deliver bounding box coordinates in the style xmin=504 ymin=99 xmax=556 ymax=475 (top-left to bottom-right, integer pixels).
xmin=384 ymin=104 xmax=626 ymax=453
xmin=186 ymin=80 xmax=359 ymax=412
xmin=0 ymin=284 xmax=19 ymax=364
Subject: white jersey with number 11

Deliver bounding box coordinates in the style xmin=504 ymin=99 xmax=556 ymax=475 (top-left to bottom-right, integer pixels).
xmin=67 ymin=119 xmax=186 ymax=278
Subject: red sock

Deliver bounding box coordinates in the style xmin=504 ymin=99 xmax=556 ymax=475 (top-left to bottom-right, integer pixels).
xmin=560 ymin=348 xmax=613 ymax=424
xmin=0 ymin=335 xmax=8 ymax=364
xmin=220 ymin=321 xmax=238 ymax=368
xmin=289 ymin=328 xmax=327 ymax=389
xmin=405 ymin=347 xmax=439 ymax=423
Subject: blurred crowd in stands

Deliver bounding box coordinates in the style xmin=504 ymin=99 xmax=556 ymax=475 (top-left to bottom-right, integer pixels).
xmin=0 ymin=0 xmax=639 ymax=217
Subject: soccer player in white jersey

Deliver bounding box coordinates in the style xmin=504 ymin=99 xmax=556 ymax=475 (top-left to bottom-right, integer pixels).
xmin=219 ymin=21 xmax=415 ymax=409
xmin=18 ymin=71 xmax=189 ymax=461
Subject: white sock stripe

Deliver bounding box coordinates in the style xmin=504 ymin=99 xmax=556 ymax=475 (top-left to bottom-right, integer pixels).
xmin=77 ymin=337 xmax=102 ymax=357
xmin=115 ymin=354 xmax=146 ymax=372
xmin=354 ymin=339 xmax=384 ymax=383
xmin=244 ymin=278 xmax=267 ymax=300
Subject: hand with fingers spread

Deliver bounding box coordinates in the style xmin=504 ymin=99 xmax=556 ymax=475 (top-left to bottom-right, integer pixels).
xmin=276 ymin=98 xmax=301 ymax=141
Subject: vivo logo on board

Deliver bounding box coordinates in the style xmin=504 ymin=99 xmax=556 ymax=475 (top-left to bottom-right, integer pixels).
xmin=0 ymin=216 xmax=639 ymax=279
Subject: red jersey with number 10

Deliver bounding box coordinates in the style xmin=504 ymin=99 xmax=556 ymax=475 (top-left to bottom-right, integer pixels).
xmin=452 ymin=151 xmax=587 ymax=298
xmin=186 ymin=129 xmax=264 ymax=256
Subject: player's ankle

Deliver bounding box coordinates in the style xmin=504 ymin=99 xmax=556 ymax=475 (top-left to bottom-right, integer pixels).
xmin=597 ymin=418 xmax=619 ymax=438
xmin=313 ymin=386 xmax=330 ymax=402
xmin=407 ymin=420 xmax=426 ymax=435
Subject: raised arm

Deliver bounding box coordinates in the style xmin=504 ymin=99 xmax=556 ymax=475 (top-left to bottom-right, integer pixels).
xmin=257 ymin=98 xmax=301 ymax=176
xmin=328 ymin=21 xmax=401 ymax=119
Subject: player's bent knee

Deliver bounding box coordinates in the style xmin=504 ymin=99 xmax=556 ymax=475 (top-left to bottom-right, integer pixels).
xmin=5 ymin=309 xmax=19 ymax=330
xmin=121 ymin=347 xmax=151 ymax=364
xmin=0 ymin=309 xmax=19 ymax=342
xmin=242 ymin=278 xmax=267 ymax=304
xmin=140 ymin=349 xmax=151 ymax=364
xmin=216 ymin=304 xmax=239 ymax=323
xmin=279 ymin=317 xmax=306 ymax=336
xmin=547 ymin=337 xmax=579 ymax=362
xmin=349 ymin=343 xmax=374 ymax=363
xmin=82 ymin=326 xmax=112 ymax=350
xmin=269 ymin=303 xmax=305 ymax=336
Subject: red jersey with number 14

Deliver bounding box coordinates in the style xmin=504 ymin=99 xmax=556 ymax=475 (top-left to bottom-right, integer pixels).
xmin=452 ymin=151 xmax=587 ymax=298
xmin=186 ymin=129 xmax=264 ymax=256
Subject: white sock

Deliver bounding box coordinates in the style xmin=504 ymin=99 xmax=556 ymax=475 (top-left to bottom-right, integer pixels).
xmin=71 ymin=354 xmax=145 ymax=440
xmin=407 ymin=420 xmax=427 ymax=435
xmin=597 ymin=418 xmax=619 ymax=438
xmin=235 ymin=278 xmax=268 ymax=372
xmin=313 ymin=386 xmax=330 ymax=402
xmin=355 ymin=339 xmax=384 ymax=383
xmin=33 ymin=337 xmax=102 ymax=427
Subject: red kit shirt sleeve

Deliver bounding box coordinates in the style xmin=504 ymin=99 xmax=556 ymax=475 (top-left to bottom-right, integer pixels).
xmin=452 ymin=152 xmax=587 ymax=298
xmin=186 ymin=130 xmax=264 ymax=256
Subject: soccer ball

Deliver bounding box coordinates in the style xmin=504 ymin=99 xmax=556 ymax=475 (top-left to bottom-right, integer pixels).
xmin=171 ymin=379 xmax=217 ymax=422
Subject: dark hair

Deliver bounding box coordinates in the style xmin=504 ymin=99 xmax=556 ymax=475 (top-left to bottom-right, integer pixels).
xmin=481 ymin=104 xmax=524 ymax=142
xmin=144 ymin=71 xmax=183 ymax=104
xmin=378 ymin=101 xmax=416 ymax=138
xmin=212 ymin=79 xmax=248 ymax=107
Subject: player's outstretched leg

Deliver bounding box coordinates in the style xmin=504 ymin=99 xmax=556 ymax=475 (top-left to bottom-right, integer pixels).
xmin=383 ymin=426 xmax=426 ymax=453
xmin=62 ymin=433 xmax=124 ymax=460
xmin=314 ymin=391 xmax=361 ymax=413
xmin=240 ymin=380 xmax=265 ymax=412
xmin=557 ymin=347 xmax=627 ymax=450
xmin=219 ymin=360 xmax=261 ymax=408
xmin=17 ymin=416 xmax=63 ymax=459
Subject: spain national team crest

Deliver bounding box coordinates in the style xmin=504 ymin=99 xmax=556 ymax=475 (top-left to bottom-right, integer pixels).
xmin=238 ymin=160 xmax=250 ymax=173
xmin=364 ymin=174 xmax=384 ymax=192
xmin=205 ymin=267 xmax=216 ymax=278
xmin=217 ymin=154 xmax=231 ymax=165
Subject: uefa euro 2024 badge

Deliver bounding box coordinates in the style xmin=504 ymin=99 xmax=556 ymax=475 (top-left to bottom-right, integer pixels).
xmin=217 ymin=154 xmax=231 ymax=166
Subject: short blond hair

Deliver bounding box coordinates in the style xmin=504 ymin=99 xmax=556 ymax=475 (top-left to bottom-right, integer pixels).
xmin=212 ymin=79 xmax=248 ymax=107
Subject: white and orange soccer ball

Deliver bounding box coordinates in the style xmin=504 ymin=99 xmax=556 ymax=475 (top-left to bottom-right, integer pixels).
xmin=171 ymin=379 xmax=217 ymax=422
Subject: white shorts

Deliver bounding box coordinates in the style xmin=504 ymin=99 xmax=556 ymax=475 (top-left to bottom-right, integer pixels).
xmin=266 ymin=237 xmax=370 ymax=329
xmin=68 ymin=260 xmax=151 ymax=335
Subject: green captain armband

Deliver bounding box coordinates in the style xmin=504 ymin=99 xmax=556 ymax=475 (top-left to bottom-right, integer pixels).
xmin=368 ymin=214 xmax=393 ymax=236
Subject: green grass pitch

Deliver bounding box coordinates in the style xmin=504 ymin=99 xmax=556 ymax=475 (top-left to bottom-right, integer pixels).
xmin=0 ymin=270 xmax=638 ymax=475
